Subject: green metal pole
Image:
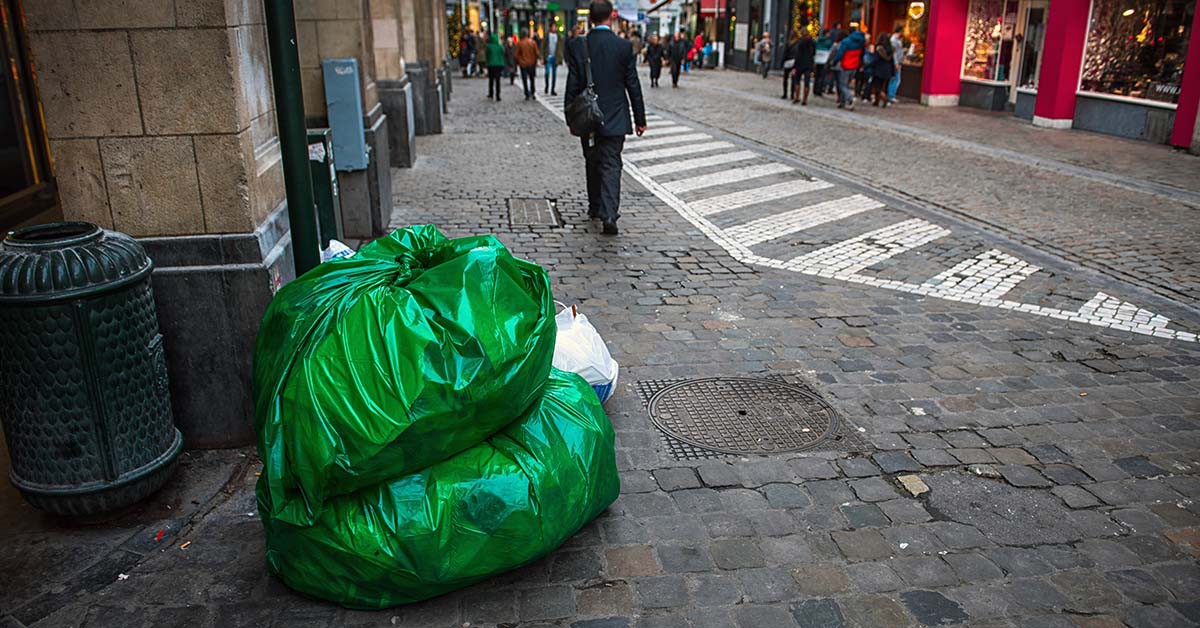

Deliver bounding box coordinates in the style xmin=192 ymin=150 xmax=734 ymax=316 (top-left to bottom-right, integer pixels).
xmin=264 ymin=0 xmax=321 ymax=276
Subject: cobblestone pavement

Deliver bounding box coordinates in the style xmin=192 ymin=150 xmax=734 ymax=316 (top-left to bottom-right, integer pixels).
xmin=639 ymin=68 xmax=1200 ymax=310
xmin=7 ymin=73 xmax=1200 ymax=628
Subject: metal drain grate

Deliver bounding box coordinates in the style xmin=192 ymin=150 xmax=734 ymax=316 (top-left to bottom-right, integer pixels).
xmin=637 ymin=375 xmax=868 ymax=460
xmin=508 ymin=198 xmax=561 ymax=226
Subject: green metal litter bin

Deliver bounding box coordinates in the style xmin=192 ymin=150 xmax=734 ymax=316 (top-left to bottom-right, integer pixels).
xmin=0 ymin=222 xmax=182 ymax=516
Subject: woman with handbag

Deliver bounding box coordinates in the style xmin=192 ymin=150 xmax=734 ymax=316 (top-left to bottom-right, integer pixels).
xmin=869 ymin=32 xmax=894 ymax=107
xmin=781 ymin=31 xmax=798 ymax=99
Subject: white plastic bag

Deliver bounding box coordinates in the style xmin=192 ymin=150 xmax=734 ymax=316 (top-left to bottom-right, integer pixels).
xmin=321 ymin=239 xmax=355 ymax=262
xmin=553 ymin=302 xmax=619 ymax=404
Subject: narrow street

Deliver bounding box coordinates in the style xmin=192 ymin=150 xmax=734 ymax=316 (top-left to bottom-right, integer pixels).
xmin=6 ymin=67 xmax=1200 ymax=628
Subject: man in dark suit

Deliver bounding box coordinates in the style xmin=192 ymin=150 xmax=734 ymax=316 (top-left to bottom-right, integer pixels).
xmin=564 ymin=0 xmax=646 ymax=236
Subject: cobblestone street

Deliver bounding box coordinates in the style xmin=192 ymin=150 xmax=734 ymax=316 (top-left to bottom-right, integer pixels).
xmin=5 ymin=69 xmax=1200 ymax=628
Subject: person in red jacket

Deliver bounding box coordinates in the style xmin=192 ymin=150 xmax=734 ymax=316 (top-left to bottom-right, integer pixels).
xmin=829 ymin=29 xmax=864 ymax=110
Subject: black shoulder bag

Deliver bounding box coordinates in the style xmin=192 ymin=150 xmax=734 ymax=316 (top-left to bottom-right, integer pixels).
xmin=566 ymin=38 xmax=604 ymax=136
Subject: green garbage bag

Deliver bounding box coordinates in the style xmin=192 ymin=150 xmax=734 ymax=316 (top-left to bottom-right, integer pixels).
xmin=253 ymin=226 xmax=555 ymax=526
xmin=258 ymin=368 xmax=620 ymax=608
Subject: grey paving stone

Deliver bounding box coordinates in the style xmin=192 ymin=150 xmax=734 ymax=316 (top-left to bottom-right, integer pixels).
xmin=912 ymin=449 xmax=960 ymax=467
xmin=904 ymin=433 xmax=951 ymax=450
xmin=709 ymin=538 xmax=765 ymax=570
xmin=830 ymin=529 xmax=893 ymax=561
xmin=1034 ymin=545 xmax=1093 ymax=570
xmin=759 ymin=535 xmax=814 ymax=566
xmin=990 ymin=448 xmax=1039 ymax=465
xmin=1004 ymin=579 xmax=1070 ymax=611
xmin=673 ymin=488 xmax=724 ymax=514
xmin=997 ymin=465 xmax=1052 ymax=488
xmin=760 ymin=483 xmax=812 ymax=509
xmin=736 ymin=567 xmax=799 ymax=603
xmin=877 ymin=499 xmax=932 ymax=524
xmin=550 ymin=549 xmax=604 ymax=582
xmin=943 ymin=552 xmax=1005 ymax=582
xmin=900 ymin=590 xmax=969 ymax=626
xmin=1153 ymin=563 xmax=1200 ymax=600
xmin=839 ymin=594 xmax=913 ymax=626
xmin=720 ymin=489 xmax=770 ymax=512
xmin=984 ymin=547 xmax=1054 ymax=577
xmin=1068 ymin=510 xmax=1124 ymax=537
xmin=686 ymin=573 xmax=743 ymax=607
xmin=1118 ymin=534 xmax=1183 ymax=563
xmin=698 ymin=464 xmax=742 ymax=488
xmin=1051 ymin=485 xmax=1101 ymax=509
xmin=635 ymin=575 xmax=689 ymax=609
xmin=924 ymin=473 xmax=1081 ymax=545
xmin=1113 ymin=456 xmax=1169 ymax=479
xmin=1039 ymin=464 xmax=1091 ymax=486
xmin=884 ymin=524 xmax=945 ymax=555
xmin=620 ymin=493 xmax=678 ymax=518
xmin=520 ymin=586 xmax=577 ymax=621
xmin=1105 ymin=569 xmax=1170 ymax=604
xmin=1049 ymin=569 xmax=1121 ymax=613
xmin=791 ymin=564 xmax=851 ymax=596
xmin=732 ymin=605 xmax=798 ymax=628
xmin=572 ymin=617 xmax=631 ymax=628
xmin=892 ymin=556 xmax=959 ymax=588
xmin=655 ymin=468 xmax=702 ymax=491
xmin=872 ymin=451 xmax=922 ymax=473
xmin=686 ymin=608 xmax=736 ymax=628
xmin=948 ymin=448 xmax=996 ymax=464
xmin=805 ymin=480 xmax=855 ymax=505
xmin=656 ymin=545 xmax=714 ymax=573
xmin=1025 ymin=444 xmax=1071 ymax=464
xmin=1124 ymin=605 xmax=1195 ymax=628
xmin=840 ymin=503 xmax=890 ymax=528
xmin=788 ymin=598 xmax=847 ymax=628
xmin=1078 ymin=461 xmax=1130 ymax=482
xmin=845 ymin=562 xmax=904 ymax=592
xmin=942 ymin=431 xmax=989 ymax=449
xmin=747 ymin=510 xmax=803 ymax=537
xmin=848 ymin=477 xmax=900 ymax=503
xmin=635 ymin=614 xmax=690 ymax=628
xmin=739 ymin=460 xmax=798 ymax=486
xmin=789 ymin=458 xmax=839 ymax=479
xmin=701 ymin=513 xmax=755 ymax=538
xmin=837 ymin=458 xmax=882 ymax=478
xmin=979 ymin=428 xmax=1024 ymax=447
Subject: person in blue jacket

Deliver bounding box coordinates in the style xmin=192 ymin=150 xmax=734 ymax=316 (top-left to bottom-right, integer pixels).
xmin=828 ymin=29 xmax=865 ymax=110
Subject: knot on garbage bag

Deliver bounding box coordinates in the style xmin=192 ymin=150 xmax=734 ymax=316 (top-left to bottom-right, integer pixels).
xmin=392 ymin=250 xmax=429 ymax=284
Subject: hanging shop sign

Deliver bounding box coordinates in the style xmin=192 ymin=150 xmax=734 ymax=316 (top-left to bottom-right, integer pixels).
xmin=907 ymin=1 xmax=925 ymax=19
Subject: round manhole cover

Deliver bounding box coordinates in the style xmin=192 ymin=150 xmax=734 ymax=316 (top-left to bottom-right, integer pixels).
xmin=647 ymin=377 xmax=841 ymax=455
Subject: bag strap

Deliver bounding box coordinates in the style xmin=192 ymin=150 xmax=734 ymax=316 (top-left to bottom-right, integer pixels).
xmin=583 ymin=36 xmax=594 ymax=89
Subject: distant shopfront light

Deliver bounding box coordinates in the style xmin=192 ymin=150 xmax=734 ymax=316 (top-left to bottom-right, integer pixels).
xmin=908 ymin=1 xmax=925 ymax=20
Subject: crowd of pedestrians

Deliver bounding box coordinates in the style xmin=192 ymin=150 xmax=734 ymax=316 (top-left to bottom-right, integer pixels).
xmin=778 ymin=24 xmax=910 ymax=110
xmin=457 ymin=25 xmax=573 ymax=101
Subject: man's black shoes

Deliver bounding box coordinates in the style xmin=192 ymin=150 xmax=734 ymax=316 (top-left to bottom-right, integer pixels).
xmin=601 ymin=221 xmax=619 ymax=235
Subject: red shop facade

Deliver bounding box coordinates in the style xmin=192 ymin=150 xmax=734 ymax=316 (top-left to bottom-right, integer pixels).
xmin=909 ymin=0 xmax=1199 ymax=148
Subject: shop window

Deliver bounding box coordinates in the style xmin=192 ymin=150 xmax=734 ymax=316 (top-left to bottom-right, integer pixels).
xmin=962 ymin=0 xmax=1020 ymax=81
xmin=1081 ymin=0 xmax=1194 ymax=104
xmin=903 ymin=1 xmax=927 ymax=64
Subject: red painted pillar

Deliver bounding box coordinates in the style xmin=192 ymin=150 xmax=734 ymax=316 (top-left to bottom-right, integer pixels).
xmin=919 ymin=0 xmax=969 ymax=106
xmin=1031 ymin=0 xmax=1090 ymax=128
xmin=1168 ymin=3 xmax=1200 ymax=148
xmin=824 ymin=0 xmax=846 ymax=29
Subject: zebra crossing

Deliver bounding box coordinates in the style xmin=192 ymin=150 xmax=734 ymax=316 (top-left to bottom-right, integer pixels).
xmin=537 ymin=93 xmax=1196 ymax=343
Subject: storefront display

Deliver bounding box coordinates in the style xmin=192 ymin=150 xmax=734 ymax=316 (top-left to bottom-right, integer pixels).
xmin=962 ymin=0 xmax=1019 ymax=81
xmin=904 ymin=0 xmax=927 ymax=63
xmin=1081 ymin=0 xmax=1194 ymax=104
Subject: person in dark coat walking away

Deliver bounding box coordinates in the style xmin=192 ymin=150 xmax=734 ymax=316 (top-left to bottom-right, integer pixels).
xmin=515 ymin=29 xmax=540 ymax=99
xmin=564 ymin=0 xmax=647 ymax=235
xmin=485 ymin=33 xmax=505 ymax=100
xmin=869 ymin=32 xmax=893 ymax=107
xmin=781 ymin=30 xmax=798 ymax=99
xmin=814 ymin=28 xmax=831 ymax=96
xmin=645 ymin=33 xmax=665 ymax=87
xmin=668 ymin=31 xmax=688 ymax=87
xmin=792 ymin=29 xmax=816 ymax=104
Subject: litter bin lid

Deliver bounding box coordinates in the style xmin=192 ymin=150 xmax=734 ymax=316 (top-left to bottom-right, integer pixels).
xmin=0 ymin=222 xmax=152 ymax=302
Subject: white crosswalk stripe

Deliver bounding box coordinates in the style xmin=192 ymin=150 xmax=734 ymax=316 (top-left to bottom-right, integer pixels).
xmin=663 ymin=162 xmax=794 ymax=194
xmin=689 ymin=179 xmax=834 ymax=216
xmin=623 ymin=141 xmax=735 ymax=162
xmin=724 ymin=194 xmax=884 ymax=247
xmin=638 ymin=151 xmax=760 ymax=177
xmin=783 ymin=218 xmax=950 ymax=276
xmin=637 ymin=125 xmax=695 ymax=137
xmin=626 ymin=133 xmax=712 ymax=149
xmin=924 ymin=249 xmax=1040 ymax=301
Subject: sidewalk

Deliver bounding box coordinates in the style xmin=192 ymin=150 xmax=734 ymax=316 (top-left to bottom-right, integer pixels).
xmin=2 ymin=73 xmax=1198 ymax=628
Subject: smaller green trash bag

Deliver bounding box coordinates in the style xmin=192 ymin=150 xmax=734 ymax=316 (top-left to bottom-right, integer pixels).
xmin=258 ymin=368 xmax=620 ymax=608
xmin=253 ymin=226 xmax=556 ymax=526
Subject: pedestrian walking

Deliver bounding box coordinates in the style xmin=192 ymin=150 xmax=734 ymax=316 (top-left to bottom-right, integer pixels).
xmin=693 ymin=33 xmax=704 ymax=69
xmin=829 ymin=29 xmax=863 ymax=110
xmin=668 ymin=31 xmax=688 ymax=87
xmin=870 ymin=32 xmax=893 ymax=107
xmin=485 ymin=33 xmax=505 ymax=100
xmin=645 ymin=33 xmax=665 ymax=87
xmin=781 ymin=30 xmax=798 ymax=99
xmin=814 ymin=28 xmax=832 ymax=96
xmin=460 ymin=29 xmax=477 ymax=78
xmin=856 ymin=31 xmax=872 ymax=99
xmin=515 ymin=29 xmax=540 ymax=99
xmin=543 ymin=27 xmax=564 ymax=95
xmin=564 ymin=0 xmax=647 ymax=235
xmin=504 ymin=35 xmax=516 ymax=84
xmin=792 ymin=29 xmax=816 ymax=104
xmin=756 ymin=33 xmax=772 ymax=78
xmin=888 ymin=25 xmax=905 ymax=103
xmin=478 ymin=29 xmax=490 ymax=76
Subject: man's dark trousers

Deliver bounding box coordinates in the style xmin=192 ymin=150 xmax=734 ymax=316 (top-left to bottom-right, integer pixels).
xmin=670 ymin=61 xmax=682 ymax=85
xmin=520 ymin=65 xmax=537 ymax=97
xmin=583 ymin=135 xmax=624 ymax=222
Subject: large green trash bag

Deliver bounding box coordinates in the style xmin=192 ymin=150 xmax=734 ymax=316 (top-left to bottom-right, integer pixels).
xmin=258 ymin=368 xmax=620 ymax=608
xmin=253 ymin=225 xmax=555 ymax=526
